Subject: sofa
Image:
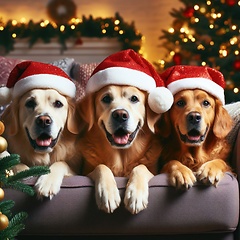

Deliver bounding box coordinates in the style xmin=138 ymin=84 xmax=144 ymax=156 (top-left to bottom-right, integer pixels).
xmin=1 ymin=56 xmax=240 ymax=240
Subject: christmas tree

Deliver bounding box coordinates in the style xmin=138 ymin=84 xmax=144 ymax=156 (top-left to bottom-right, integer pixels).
xmin=0 ymin=121 xmax=50 ymax=239
xmin=155 ymin=0 xmax=240 ymax=103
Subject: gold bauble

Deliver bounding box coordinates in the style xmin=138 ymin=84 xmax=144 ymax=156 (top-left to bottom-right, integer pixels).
xmin=0 ymin=213 xmax=9 ymax=231
xmin=0 ymin=136 xmax=7 ymax=153
xmin=0 ymin=188 xmax=4 ymax=201
xmin=0 ymin=121 xmax=4 ymax=135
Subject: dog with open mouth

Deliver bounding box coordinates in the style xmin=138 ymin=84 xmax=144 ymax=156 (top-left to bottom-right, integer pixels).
xmin=157 ymin=65 xmax=233 ymax=189
xmin=76 ymin=49 xmax=173 ymax=214
xmin=0 ymin=61 xmax=81 ymax=198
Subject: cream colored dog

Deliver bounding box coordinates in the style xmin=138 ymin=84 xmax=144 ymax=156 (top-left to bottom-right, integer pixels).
xmin=2 ymin=89 xmax=81 ymax=198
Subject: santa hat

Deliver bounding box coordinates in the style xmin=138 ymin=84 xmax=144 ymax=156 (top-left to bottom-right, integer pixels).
xmin=160 ymin=65 xmax=226 ymax=105
xmin=0 ymin=61 xmax=76 ymax=105
xmin=86 ymin=49 xmax=173 ymax=113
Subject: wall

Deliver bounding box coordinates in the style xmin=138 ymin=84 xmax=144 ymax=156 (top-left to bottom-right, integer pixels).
xmin=0 ymin=0 xmax=183 ymax=64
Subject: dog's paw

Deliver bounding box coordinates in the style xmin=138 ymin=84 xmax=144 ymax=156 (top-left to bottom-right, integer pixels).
xmin=124 ymin=181 xmax=149 ymax=214
xmin=35 ymin=174 xmax=62 ymax=199
xmin=196 ymin=160 xmax=226 ymax=186
xmin=169 ymin=165 xmax=196 ymax=190
xmin=95 ymin=179 xmax=121 ymax=214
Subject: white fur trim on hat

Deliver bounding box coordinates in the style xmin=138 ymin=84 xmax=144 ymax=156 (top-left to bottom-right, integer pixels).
xmin=86 ymin=66 xmax=156 ymax=94
xmin=148 ymin=87 xmax=174 ymax=114
xmin=168 ymin=77 xmax=225 ymax=105
xmin=12 ymin=74 xmax=76 ymax=99
xmin=0 ymin=87 xmax=12 ymax=105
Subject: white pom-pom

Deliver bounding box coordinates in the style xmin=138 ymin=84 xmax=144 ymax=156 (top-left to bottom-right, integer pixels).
xmin=148 ymin=87 xmax=173 ymax=113
xmin=0 ymin=87 xmax=12 ymax=105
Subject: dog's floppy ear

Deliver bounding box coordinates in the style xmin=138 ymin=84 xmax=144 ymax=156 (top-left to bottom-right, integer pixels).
xmin=155 ymin=111 xmax=172 ymax=137
xmin=213 ymin=99 xmax=233 ymax=139
xmin=66 ymin=98 xmax=82 ymax=134
xmin=146 ymin=104 xmax=161 ymax=133
xmin=75 ymin=94 xmax=95 ymax=133
xmin=1 ymin=102 xmax=19 ymax=136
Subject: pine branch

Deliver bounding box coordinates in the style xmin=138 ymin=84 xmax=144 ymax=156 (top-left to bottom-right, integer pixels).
xmin=0 ymin=212 xmax=28 ymax=240
xmin=0 ymin=200 xmax=14 ymax=217
xmin=0 ymin=154 xmax=20 ymax=172
xmin=3 ymin=181 xmax=36 ymax=196
xmin=7 ymin=166 xmax=50 ymax=182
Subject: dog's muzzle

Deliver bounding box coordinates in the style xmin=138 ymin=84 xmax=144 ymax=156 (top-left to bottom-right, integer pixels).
xmin=178 ymin=126 xmax=208 ymax=146
xmin=103 ymin=123 xmax=140 ymax=148
xmin=26 ymin=115 xmax=62 ymax=153
xmin=26 ymin=128 xmax=62 ymax=153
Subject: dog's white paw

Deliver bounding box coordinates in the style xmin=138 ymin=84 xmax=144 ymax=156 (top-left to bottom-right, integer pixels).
xmin=95 ymin=179 xmax=121 ymax=214
xmin=35 ymin=174 xmax=62 ymax=199
xmin=124 ymin=181 xmax=149 ymax=214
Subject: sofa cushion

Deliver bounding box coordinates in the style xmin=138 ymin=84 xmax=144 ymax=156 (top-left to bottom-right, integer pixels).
xmin=4 ymin=173 xmax=239 ymax=236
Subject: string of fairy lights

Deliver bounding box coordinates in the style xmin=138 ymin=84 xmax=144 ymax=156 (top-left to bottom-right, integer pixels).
xmin=156 ymin=0 xmax=240 ymax=96
xmin=0 ymin=12 xmax=143 ymax=54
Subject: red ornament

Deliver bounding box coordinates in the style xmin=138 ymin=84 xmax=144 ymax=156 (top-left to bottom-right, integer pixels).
xmin=75 ymin=38 xmax=83 ymax=45
xmin=183 ymin=6 xmax=195 ymax=18
xmin=173 ymin=53 xmax=182 ymax=65
xmin=226 ymin=0 xmax=236 ymax=6
xmin=233 ymin=59 xmax=240 ymax=70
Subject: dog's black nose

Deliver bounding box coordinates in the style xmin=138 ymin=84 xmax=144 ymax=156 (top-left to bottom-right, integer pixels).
xmin=187 ymin=112 xmax=201 ymax=125
xmin=112 ymin=109 xmax=129 ymax=123
xmin=36 ymin=115 xmax=52 ymax=128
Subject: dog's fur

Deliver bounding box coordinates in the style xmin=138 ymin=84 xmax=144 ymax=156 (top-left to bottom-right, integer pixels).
xmin=76 ymin=85 xmax=162 ymax=214
xmin=1 ymin=89 xmax=81 ymax=198
xmin=157 ymin=89 xmax=233 ymax=189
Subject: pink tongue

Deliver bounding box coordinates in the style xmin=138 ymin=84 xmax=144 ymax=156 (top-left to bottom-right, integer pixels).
xmin=36 ymin=138 xmax=52 ymax=147
xmin=113 ymin=134 xmax=130 ymax=145
xmin=187 ymin=135 xmax=200 ymax=141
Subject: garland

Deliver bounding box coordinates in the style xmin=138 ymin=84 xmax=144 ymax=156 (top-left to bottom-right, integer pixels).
xmin=0 ymin=12 xmax=142 ymax=53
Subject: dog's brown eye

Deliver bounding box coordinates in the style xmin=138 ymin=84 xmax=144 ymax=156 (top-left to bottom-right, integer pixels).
xmin=102 ymin=95 xmax=112 ymax=104
xmin=176 ymin=100 xmax=185 ymax=107
xmin=130 ymin=95 xmax=139 ymax=103
xmin=53 ymin=100 xmax=63 ymax=108
xmin=203 ymin=100 xmax=210 ymax=107
xmin=25 ymin=99 xmax=36 ymax=109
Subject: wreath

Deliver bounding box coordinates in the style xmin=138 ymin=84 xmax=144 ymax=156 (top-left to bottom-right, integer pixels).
xmin=47 ymin=0 xmax=77 ymax=24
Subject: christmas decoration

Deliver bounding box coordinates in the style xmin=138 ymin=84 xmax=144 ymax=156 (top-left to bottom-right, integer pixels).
xmin=0 ymin=12 xmax=142 ymax=54
xmin=0 ymin=188 xmax=4 ymax=201
xmin=47 ymin=0 xmax=77 ymax=24
xmin=154 ymin=0 xmax=240 ymax=103
xmin=233 ymin=59 xmax=240 ymax=71
xmin=0 ymin=213 xmax=9 ymax=231
xmin=0 ymin=61 xmax=76 ymax=105
xmin=0 ymin=120 xmax=49 ymax=239
xmin=160 ymin=65 xmax=226 ymax=105
xmin=226 ymin=0 xmax=237 ymax=6
xmin=87 ymin=49 xmax=173 ymax=114
xmin=183 ymin=6 xmax=195 ymax=18
xmin=173 ymin=53 xmax=182 ymax=65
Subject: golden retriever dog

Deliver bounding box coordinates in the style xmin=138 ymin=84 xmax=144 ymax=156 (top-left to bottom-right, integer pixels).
xmin=76 ymin=85 xmax=163 ymax=214
xmin=158 ymin=89 xmax=233 ymax=189
xmin=1 ymin=89 xmax=81 ymax=198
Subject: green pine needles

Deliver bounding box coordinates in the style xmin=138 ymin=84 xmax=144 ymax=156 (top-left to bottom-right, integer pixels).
xmin=0 ymin=153 xmax=50 ymax=240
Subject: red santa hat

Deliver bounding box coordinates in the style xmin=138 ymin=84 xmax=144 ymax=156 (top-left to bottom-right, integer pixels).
xmin=0 ymin=61 xmax=76 ymax=105
xmin=160 ymin=65 xmax=226 ymax=105
xmin=86 ymin=49 xmax=173 ymax=113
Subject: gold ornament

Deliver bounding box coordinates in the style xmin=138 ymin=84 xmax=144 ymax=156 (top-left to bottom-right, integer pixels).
xmin=0 ymin=188 xmax=4 ymax=201
xmin=0 ymin=213 xmax=9 ymax=231
xmin=0 ymin=136 xmax=7 ymax=153
xmin=0 ymin=121 xmax=4 ymax=135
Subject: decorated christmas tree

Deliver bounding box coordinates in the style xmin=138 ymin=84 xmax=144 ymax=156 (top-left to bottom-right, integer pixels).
xmin=0 ymin=121 xmax=49 ymax=239
xmin=155 ymin=0 xmax=240 ymax=103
